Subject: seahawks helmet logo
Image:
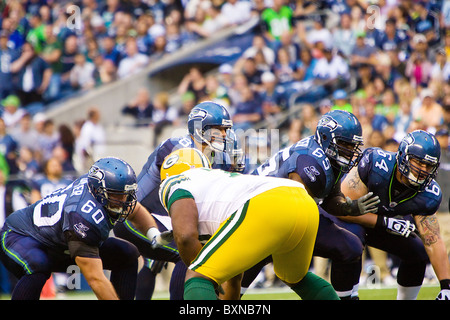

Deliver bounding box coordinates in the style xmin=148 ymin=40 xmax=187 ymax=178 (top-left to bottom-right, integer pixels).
xmin=88 ymin=166 xmax=104 ymax=182
xmin=188 ymin=108 xmax=208 ymax=121
xmin=317 ymin=117 xmax=338 ymax=132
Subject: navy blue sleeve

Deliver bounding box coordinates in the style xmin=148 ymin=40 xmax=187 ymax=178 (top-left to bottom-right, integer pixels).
xmin=357 ymin=148 xmax=375 ymax=185
xmin=295 ymin=154 xmax=327 ymax=199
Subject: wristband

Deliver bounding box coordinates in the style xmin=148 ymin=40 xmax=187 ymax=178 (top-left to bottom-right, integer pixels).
xmin=146 ymin=227 xmax=160 ymax=240
xmin=440 ymin=279 xmax=450 ymax=290
xmin=375 ymin=215 xmax=384 ymax=229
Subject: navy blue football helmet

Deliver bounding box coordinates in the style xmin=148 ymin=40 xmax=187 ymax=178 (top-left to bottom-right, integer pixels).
xmin=315 ymin=110 xmax=364 ymax=173
xmin=397 ymin=130 xmax=440 ymax=190
xmin=187 ymin=101 xmax=233 ymax=152
xmin=88 ymin=157 xmax=138 ymax=223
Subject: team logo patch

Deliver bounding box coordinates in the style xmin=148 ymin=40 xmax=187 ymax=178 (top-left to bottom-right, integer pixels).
xmin=304 ymin=166 xmax=320 ymax=182
xmin=74 ymin=222 xmax=89 ymax=238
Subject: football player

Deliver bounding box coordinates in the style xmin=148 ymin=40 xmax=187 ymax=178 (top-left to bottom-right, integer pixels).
xmin=334 ymin=130 xmax=450 ymax=300
xmin=0 ymin=157 xmax=166 ymax=300
xmin=113 ymin=101 xmax=242 ymax=300
xmin=159 ymin=148 xmax=340 ymax=300
xmin=238 ymin=110 xmax=380 ymax=298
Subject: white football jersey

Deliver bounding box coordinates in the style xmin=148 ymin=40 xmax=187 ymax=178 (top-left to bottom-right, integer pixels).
xmin=159 ymin=168 xmax=305 ymax=237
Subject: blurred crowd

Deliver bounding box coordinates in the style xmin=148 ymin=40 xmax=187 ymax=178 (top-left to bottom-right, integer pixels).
xmin=0 ymin=0 xmax=449 ymax=295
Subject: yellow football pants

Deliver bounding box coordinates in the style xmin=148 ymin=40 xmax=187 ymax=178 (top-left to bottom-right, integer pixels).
xmin=189 ymin=186 xmax=319 ymax=285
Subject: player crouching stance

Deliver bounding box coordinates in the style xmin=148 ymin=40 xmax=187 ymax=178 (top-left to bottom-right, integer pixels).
xmin=159 ymin=148 xmax=340 ymax=300
xmin=0 ymin=157 xmax=167 ymax=300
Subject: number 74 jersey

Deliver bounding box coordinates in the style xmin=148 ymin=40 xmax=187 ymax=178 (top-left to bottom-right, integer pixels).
xmin=4 ymin=175 xmax=113 ymax=252
xmin=358 ymin=147 xmax=442 ymax=217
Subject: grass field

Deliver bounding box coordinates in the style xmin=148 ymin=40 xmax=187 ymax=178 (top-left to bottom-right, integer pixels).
xmin=1 ymin=284 xmax=439 ymax=300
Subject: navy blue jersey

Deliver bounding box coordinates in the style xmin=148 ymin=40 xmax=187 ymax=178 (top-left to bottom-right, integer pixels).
xmin=253 ymin=136 xmax=337 ymax=201
xmin=5 ymin=175 xmax=113 ymax=252
xmin=136 ymin=134 xmax=232 ymax=215
xmin=358 ymin=147 xmax=442 ymax=217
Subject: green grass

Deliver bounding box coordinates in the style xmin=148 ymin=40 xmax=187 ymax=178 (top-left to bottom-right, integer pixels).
xmin=240 ymin=284 xmax=440 ymax=300
xmin=0 ymin=284 xmax=440 ymax=300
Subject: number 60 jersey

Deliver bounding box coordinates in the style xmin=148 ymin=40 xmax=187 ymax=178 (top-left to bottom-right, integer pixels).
xmin=4 ymin=175 xmax=113 ymax=253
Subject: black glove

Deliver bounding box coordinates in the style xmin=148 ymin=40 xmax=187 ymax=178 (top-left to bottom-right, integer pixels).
xmin=376 ymin=215 xmax=416 ymax=238
xmin=346 ymin=192 xmax=380 ymax=216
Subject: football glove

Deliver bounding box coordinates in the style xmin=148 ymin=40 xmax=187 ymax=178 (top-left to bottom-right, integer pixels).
xmin=346 ymin=192 xmax=380 ymax=216
xmin=436 ymin=280 xmax=450 ymax=300
xmin=376 ymin=216 xmax=416 ymax=238
xmin=147 ymin=228 xmax=174 ymax=249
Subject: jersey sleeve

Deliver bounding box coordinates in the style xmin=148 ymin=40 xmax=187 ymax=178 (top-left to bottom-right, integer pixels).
xmin=357 ymin=148 xmax=375 ymax=185
xmin=159 ymin=175 xmax=194 ymax=213
xmin=294 ymin=154 xmax=328 ymax=199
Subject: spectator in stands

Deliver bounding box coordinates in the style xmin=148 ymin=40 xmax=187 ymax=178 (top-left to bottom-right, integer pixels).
xmin=273 ymin=47 xmax=298 ymax=86
xmin=297 ymin=103 xmax=318 ymax=138
xmin=349 ymin=31 xmax=377 ymax=68
xmin=412 ymin=1 xmax=440 ymax=46
xmin=177 ymin=66 xmax=207 ymax=104
xmin=242 ymin=34 xmax=276 ymax=67
xmin=332 ymin=13 xmax=356 ymax=58
xmin=431 ymin=48 xmax=450 ymax=81
xmin=135 ymin=16 xmax=153 ymax=55
xmin=121 ymin=87 xmax=154 ymax=125
xmin=297 ymin=15 xmax=332 ymax=53
xmin=411 ymin=88 xmax=445 ymax=132
xmin=70 ymin=53 xmax=96 ymax=91
xmin=10 ymin=113 xmax=39 ymax=154
xmin=74 ymin=107 xmax=105 ymax=172
xmin=218 ymin=63 xmax=234 ymax=90
xmin=375 ymin=88 xmax=399 ymax=124
xmin=377 ymin=18 xmax=408 ymax=52
xmin=232 ymin=85 xmax=263 ymax=131
xmin=0 ymin=30 xmax=20 ymax=100
xmin=149 ymin=34 xmax=168 ymax=61
xmin=94 ymin=56 xmax=117 ymax=85
xmin=59 ymin=34 xmax=79 ymax=98
xmin=41 ymin=25 xmax=64 ymax=102
xmin=26 ymin=12 xmax=46 ymax=54
xmin=393 ymin=100 xmax=413 ymax=142
xmin=185 ymin=3 xmax=227 ymax=39
xmin=16 ymin=145 xmax=40 ymax=180
xmin=205 ymin=74 xmax=230 ymax=107
xmin=30 ymin=156 xmax=73 ymax=203
xmin=312 ymin=44 xmax=350 ymax=93
xmin=13 ymin=42 xmax=51 ymax=112
xmin=117 ymin=37 xmax=149 ymax=79
xmin=260 ymin=0 xmax=294 ymax=44
xmin=100 ymin=35 xmax=122 ymax=67
xmin=331 ymin=89 xmax=352 ymax=113
xmin=405 ymin=51 xmax=432 ymax=89
xmin=260 ymin=71 xmax=288 ymax=119
xmin=1 ymin=95 xmax=26 ymax=129
xmin=239 ymin=57 xmax=264 ymax=92
xmin=36 ymin=119 xmax=59 ymax=163
xmin=0 ymin=118 xmax=19 ymax=175
xmin=221 ymin=0 xmax=252 ymax=27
